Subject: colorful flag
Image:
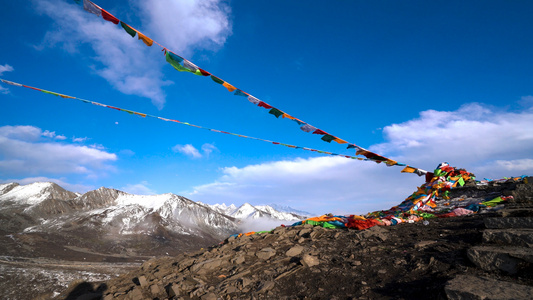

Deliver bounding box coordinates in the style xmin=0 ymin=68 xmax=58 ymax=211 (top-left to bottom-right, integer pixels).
xmin=137 ymin=31 xmax=153 ymax=46
xmin=83 ymin=0 xmax=101 ymax=17
xmin=101 ymin=9 xmax=119 ymax=24
xmin=120 ymin=21 xmax=136 ymax=38
xmin=269 ymin=108 xmax=284 ymax=118
xmin=222 ymin=82 xmax=237 ymax=92
xmin=258 ymin=102 xmax=272 ymax=109
xmin=248 ymin=95 xmax=260 ymax=105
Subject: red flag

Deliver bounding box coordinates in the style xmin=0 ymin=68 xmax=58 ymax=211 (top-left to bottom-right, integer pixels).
xmin=102 ymin=9 xmax=119 ymax=25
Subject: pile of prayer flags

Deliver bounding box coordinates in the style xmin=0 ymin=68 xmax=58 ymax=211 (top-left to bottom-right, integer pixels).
xmin=229 ymin=164 xmax=527 ymax=238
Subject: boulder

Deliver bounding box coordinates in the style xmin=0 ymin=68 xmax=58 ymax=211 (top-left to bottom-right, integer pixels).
xmin=445 ymin=275 xmax=533 ymax=300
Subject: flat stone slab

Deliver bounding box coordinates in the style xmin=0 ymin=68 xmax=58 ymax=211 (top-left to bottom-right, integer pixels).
xmin=445 ymin=275 xmax=533 ymax=300
xmin=467 ymin=245 xmax=533 ymax=274
xmin=484 ymin=217 xmax=533 ymax=229
xmin=500 ymin=209 xmax=533 ymax=218
xmin=483 ymin=229 xmax=533 ymax=248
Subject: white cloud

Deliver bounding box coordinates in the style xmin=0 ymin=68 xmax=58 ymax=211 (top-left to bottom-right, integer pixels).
xmin=188 ymin=156 xmax=422 ymax=215
xmin=0 ymin=64 xmax=14 ymax=75
xmin=188 ymin=101 xmax=533 ymax=216
xmin=73 ymin=136 xmax=88 ymax=143
xmin=0 ymin=125 xmax=117 ymax=178
xmin=373 ymin=102 xmax=533 ymax=179
xmin=42 ymin=130 xmax=67 ymax=140
xmin=0 ymin=64 xmax=14 ymax=94
xmin=173 ymin=144 xmax=202 ymax=158
xmin=137 ymin=0 xmax=232 ymax=56
xmin=519 ymin=95 xmax=533 ymax=110
xmin=34 ymin=0 xmax=232 ymax=109
xmin=121 ymin=181 xmax=156 ymax=195
xmin=201 ymin=143 xmax=218 ymax=157
xmin=173 ymin=143 xmax=218 ymax=159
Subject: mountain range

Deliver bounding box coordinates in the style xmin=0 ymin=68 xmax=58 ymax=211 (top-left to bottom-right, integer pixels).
xmin=0 ymin=182 xmax=310 ymax=259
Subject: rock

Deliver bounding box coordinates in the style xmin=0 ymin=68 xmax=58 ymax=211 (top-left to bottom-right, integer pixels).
xmin=482 ymin=229 xmax=533 ymax=247
xmin=258 ymin=281 xmax=275 ymax=293
xmin=135 ymin=275 xmax=148 ymax=287
xmin=167 ymin=284 xmax=181 ymax=297
xmin=190 ymin=258 xmax=227 ymax=274
xmin=298 ymin=228 xmax=312 ymax=237
xmin=415 ymin=240 xmax=438 ymax=249
xmin=201 ymin=292 xmax=217 ymax=300
xmin=232 ymin=255 xmax=245 ymax=264
xmin=128 ymin=288 xmax=144 ymax=300
xmin=241 ymin=277 xmax=253 ymax=288
xmin=149 ymin=284 xmax=160 ymax=295
xmin=445 ymin=275 xmax=533 ymax=300
xmin=286 ymin=245 xmax=304 ymax=257
xmin=484 ymin=217 xmax=533 ymax=229
xmin=301 ymin=254 xmax=320 ymax=267
xmin=467 ymin=246 xmax=533 ymax=274
xmin=256 ymin=248 xmax=277 ymax=260
xmin=75 ymin=293 xmax=101 ymax=300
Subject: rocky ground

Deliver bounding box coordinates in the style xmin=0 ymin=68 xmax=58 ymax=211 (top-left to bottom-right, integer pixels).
xmin=51 ymin=178 xmax=533 ymax=300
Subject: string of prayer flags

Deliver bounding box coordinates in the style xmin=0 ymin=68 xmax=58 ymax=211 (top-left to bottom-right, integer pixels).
xmin=1 ymin=78 xmax=376 ymax=162
xmin=68 ymin=0 xmax=417 ymax=172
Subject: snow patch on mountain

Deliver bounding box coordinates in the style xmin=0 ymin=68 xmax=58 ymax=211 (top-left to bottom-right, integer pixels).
xmin=0 ymin=182 xmax=76 ymax=205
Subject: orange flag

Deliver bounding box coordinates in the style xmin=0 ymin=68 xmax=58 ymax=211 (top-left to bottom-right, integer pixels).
xmin=401 ymin=166 xmax=416 ymax=173
xmin=222 ymin=82 xmax=237 ymax=92
xmin=136 ymin=31 xmax=153 ymax=46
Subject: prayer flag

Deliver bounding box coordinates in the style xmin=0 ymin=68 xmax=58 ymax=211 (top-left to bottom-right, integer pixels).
xmin=300 ymin=124 xmax=316 ymax=133
xmin=42 ymin=90 xmax=59 ymax=96
xmin=102 ymin=9 xmax=119 ymax=24
xmin=211 ymin=75 xmax=224 ymax=84
xmin=137 ymin=31 xmax=153 ymax=46
xmin=222 ymin=82 xmax=237 ymax=92
xmin=312 ymin=129 xmax=327 ymax=135
xmin=247 ymin=95 xmax=260 ymax=105
xmin=234 ymin=89 xmax=248 ymax=97
xmin=321 ymin=134 xmax=335 ymax=143
xmin=269 ymin=108 xmax=284 ymax=118
xmin=83 ymin=0 xmax=101 ymax=16
xmin=258 ymin=101 xmax=272 ymax=109
xmin=401 ymin=166 xmax=416 ymax=173
xmin=333 ymin=138 xmax=348 ymax=144
xmin=199 ymin=69 xmax=210 ymax=76
xmin=183 ymin=60 xmax=198 ymax=73
xmin=120 ymin=21 xmax=136 ymax=37
xmin=1 ymin=79 xmax=22 ymax=87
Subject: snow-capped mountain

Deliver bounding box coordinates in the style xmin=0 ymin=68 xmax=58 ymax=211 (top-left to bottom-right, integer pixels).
xmin=0 ymin=182 xmax=311 ymax=258
xmin=0 ymin=182 xmax=78 ymax=205
xmin=199 ymin=202 xmax=309 ymax=221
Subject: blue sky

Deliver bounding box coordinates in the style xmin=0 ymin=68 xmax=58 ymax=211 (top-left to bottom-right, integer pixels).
xmin=1 ymin=0 xmax=532 ymax=215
